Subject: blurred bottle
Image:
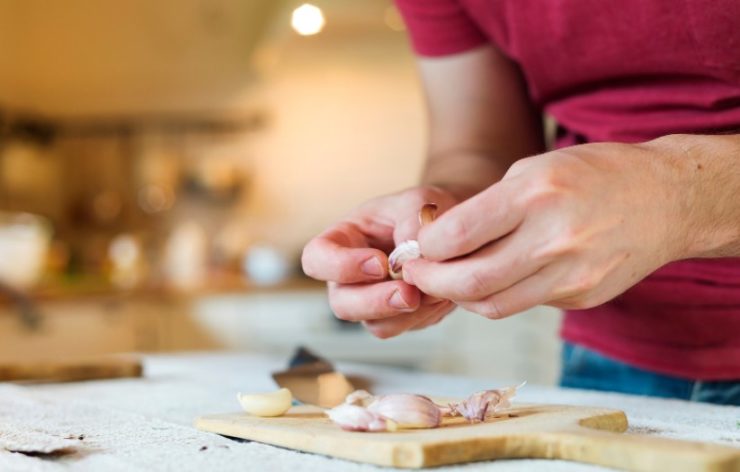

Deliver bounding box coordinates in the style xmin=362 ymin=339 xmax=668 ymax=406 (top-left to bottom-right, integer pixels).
xmin=0 ymin=212 xmax=51 ymax=289
xmin=164 ymin=221 xmax=208 ymax=290
xmin=108 ymin=234 xmax=144 ymax=290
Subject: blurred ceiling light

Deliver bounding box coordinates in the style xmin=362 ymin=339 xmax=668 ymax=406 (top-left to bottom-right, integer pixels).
xmin=384 ymin=5 xmax=406 ymax=32
xmin=291 ymin=3 xmax=325 ymax=36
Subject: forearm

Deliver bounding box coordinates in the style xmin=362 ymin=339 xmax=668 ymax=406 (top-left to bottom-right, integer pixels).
xmin=421 ymin=151 xmax=511 ymax=201
xmin=654 ymin=133 xmax=740 ymax=259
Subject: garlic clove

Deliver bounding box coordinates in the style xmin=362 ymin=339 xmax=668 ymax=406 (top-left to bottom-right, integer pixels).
xmin=237 ymin=388 xmax=292 ymax=417
xmin=367 ymin=394 xmax=441 ymax=429
xmin=388 ymin=240 xmax=421 ymax=280
xmin=326 ymin=403 xmax=394 ymax=432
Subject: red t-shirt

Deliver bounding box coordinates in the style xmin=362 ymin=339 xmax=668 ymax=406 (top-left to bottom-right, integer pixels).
xmin=396 ymin=0 xmax=740 ymax=380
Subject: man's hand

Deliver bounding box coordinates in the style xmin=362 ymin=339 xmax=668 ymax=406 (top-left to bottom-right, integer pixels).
xmin=301 ymin=186 xmax=459 ymax=338
xmin=403 ymin=140 xmax=695 ymax=319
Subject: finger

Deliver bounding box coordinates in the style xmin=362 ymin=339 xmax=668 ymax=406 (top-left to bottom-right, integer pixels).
xmin=403 ymin=229 xmax=545 ymax=302
xmin=393 ymin=201 xmax=445 ymax=244
xmin=302 ymin=222 xmax=388 ymax=283
xmin=456 ymin=264 xmax=560 ymax=319
xmin=328 ymin=280 xmax=421 ymax=322
xmin=417 ymin=179 xmax=525 ymax=261
xmin=363 ymin=300 xmax=453 ymax=339
xmin=410 ymin=301 xmax=455 ymax=330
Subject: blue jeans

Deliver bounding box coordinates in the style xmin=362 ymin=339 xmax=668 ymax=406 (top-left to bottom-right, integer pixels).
xmin=559 ymin=343 xmax=740 ymax=405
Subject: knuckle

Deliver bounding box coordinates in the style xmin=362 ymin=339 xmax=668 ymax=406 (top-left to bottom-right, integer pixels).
xmin=364 ymin=322 xmax=395 ymax=339
xmin=467 ymin=298 xmax=506 ymax=320
xmin=328 ymin=297 xmax=354 ymax=321
xmin=480 ymin=299 xmax=506 ymax=320
xmin=507 ymin=156 xmax=533 ymax=175
xmin=563 ymin=270 xmax=601 ymax=296
xmin=437 ymin=219 xmax=469 ymax=256
xmin=460 ymin=268 xmax=490 ymax=300
xmin=532 ymin=225 xmax=579 ymax=260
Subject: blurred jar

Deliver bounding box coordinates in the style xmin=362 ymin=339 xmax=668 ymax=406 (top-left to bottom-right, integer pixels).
xmin=0 ymin=212 xmax=52 ymax=289
xmin=164 ymin=221 xmax=208 ymax=290
xmin=243 ymin=244 xmax=290 ymax=286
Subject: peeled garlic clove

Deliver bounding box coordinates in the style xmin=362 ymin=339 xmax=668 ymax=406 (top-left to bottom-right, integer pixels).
xmin=388 ymin=240 xmax=421 ymax=280
xmin=237 ymin=388 xmax=292 ymax=417
xmin=326 ymin=403 xmax=394 ymax=432
xmin=367 ymin=394 xmax=441 ymax=429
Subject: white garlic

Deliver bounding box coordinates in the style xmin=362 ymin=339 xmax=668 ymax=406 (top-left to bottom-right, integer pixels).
xmin=387 ymin=204 xmax=437 ymax=280
xmin=367 ymin=394 xmax=441 ymax=429
xmin=388 ymin=240 xmax=421 ymax=280
xmin=237 ymin=388 xmax=292 ymax=417
xmin=326 ymin=403 xmax=396 ymax=432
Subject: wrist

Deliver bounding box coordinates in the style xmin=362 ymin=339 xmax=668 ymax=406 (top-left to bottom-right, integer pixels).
xmin=647 ymin=133 xmax=740 ymax=259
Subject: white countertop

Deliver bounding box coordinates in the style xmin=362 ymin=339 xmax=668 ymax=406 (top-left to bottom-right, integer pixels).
xmin=1 ymin=352 xmax=738 ymax=471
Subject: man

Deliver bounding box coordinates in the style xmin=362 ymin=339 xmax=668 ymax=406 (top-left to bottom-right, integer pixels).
xmin=301 ymin=0 xmax=740 ymax=404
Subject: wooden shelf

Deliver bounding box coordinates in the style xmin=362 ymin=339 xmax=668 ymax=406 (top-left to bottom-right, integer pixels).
xmin=0 ymin=274 xmax=325 ymax=306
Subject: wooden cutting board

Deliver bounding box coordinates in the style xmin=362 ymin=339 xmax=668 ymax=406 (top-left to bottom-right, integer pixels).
xmin=196 ymin=402 xmax=740 ymax=471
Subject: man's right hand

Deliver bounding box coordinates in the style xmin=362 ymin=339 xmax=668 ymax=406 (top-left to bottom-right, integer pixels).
xmin=301 ymin=186 xmax=458 ymax=339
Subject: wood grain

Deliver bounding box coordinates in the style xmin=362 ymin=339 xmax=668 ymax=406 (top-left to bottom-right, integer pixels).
xmin=195 ymin=403 xmax=740 ymax=471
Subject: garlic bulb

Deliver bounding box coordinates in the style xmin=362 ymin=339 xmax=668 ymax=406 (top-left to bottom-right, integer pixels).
xmin=237 ymin=388 xmax=292 ymax=417
xmin=367 ymin=394 xmax=441 ymax=429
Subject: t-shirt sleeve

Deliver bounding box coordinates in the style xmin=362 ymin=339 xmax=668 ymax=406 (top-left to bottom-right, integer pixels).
xmin=394 ymin=0 xmax=488 ymax=57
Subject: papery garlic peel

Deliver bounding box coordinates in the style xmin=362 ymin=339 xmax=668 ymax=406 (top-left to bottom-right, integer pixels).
xmin=446 ymin=381 xmax=526 ymax=422
xmin=388 ymin=241 xmax=420 ymax=280
xmin=237 ymin=388 xmax=292 ymax=417
xmin=387 ymin=204 xmax=437 ymax=280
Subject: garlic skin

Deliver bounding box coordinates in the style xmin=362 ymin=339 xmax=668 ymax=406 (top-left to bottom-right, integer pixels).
xmin=445 ymin=382 xmax=526 ymax=422
xmin=326 ymin=403 xmax=395 ymax=432
xmin=345 ymin=389 xmax=375 ymax=407
xmin=388 ymin=240 xmax=421 ymax=280
xmin=367 ymin=394 xmax=441 ymax=429
xmin=387 ymin=203 xmax=437 ymax=280
xmin=237 ymin=388 xmax=292 ymax=417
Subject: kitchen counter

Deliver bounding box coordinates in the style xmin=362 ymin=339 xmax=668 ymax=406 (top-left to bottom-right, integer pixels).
xmin=1 ymin=352 xmax=738 ymax=471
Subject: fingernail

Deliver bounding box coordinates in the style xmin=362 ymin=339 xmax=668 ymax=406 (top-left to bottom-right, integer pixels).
xmin=361 ymin=257 xmax=384 ymax=277
xmin=389 ymin=290 xmax=412 ymax=310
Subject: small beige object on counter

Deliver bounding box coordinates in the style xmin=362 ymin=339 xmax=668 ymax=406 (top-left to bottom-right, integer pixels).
xmin=237 ymin=388 xmax=292 ymax=417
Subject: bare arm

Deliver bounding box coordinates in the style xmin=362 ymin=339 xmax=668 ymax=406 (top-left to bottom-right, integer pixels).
xmin=417 ymin=45 xmax=545 ymax=200
xmin=404 ymin=132 xmax=740 ymax=319
xmin=657 ymin=133 xmax=740 ymax=259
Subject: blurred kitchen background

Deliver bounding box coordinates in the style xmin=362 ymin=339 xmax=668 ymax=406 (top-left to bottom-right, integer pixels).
xmin=0 ymin=0 xmax=560 ymax=384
